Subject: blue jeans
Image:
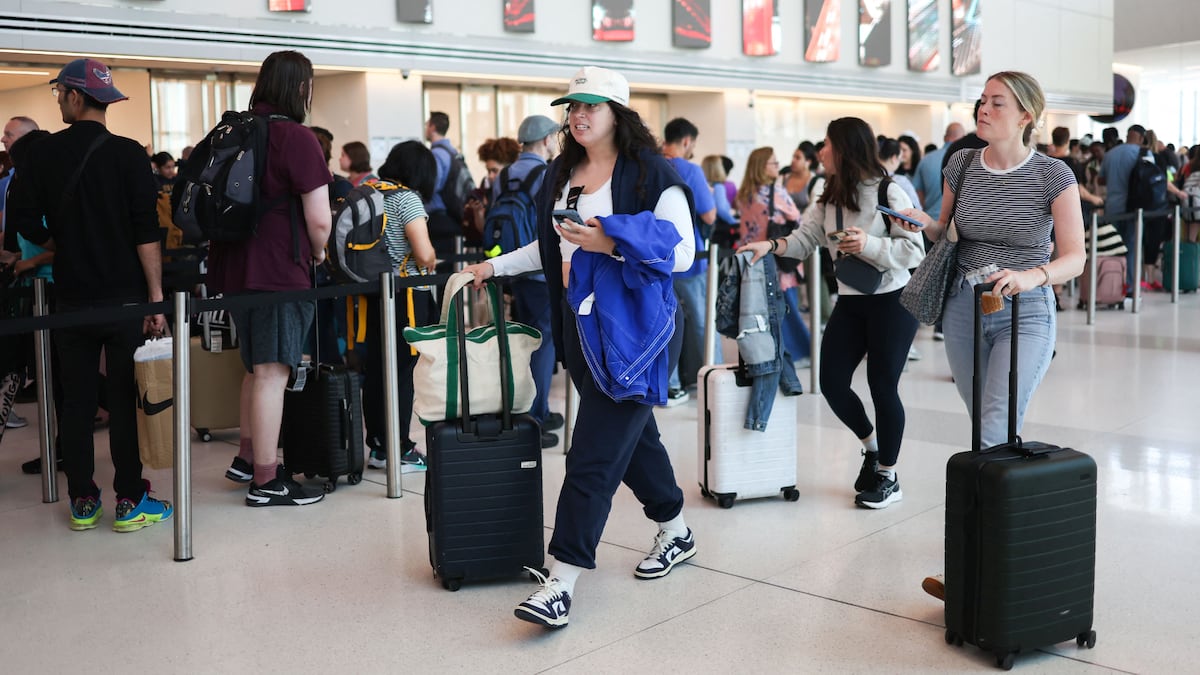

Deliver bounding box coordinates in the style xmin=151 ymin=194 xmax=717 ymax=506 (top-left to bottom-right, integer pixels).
xmin=779 ymin=286 xmax=811 ymax=361
xmin=668 ymin=273 xmax=719 ymax=390
xmin=942 ymin=278 xmax=1056 ymax=448
xmin=509 ymin=278 xmax=555 ymax=425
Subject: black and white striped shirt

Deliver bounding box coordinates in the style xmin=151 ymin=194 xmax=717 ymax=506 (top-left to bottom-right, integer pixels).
xmin=382 ymin=188 xmax=430 ymax=280
xmin=945 ymin=148 xmax=1076 ymax=274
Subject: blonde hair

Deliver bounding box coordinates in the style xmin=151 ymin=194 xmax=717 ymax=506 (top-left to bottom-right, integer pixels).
xmin=987 ymin=71 xmax=1045 ymax=146
xmin=700 ymin=155 xmax=726 ymax=184
xmin=737 ymin=147 xmax=776 ymax=208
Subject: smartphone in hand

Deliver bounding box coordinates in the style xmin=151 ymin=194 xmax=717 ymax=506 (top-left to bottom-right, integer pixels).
xmin=876 ymin=204 xmax=925 ymax=228
xmin=552 ymin=209 xmax=585 ymax=231
xmin=827 ymin=231 xmax=849 ymax=243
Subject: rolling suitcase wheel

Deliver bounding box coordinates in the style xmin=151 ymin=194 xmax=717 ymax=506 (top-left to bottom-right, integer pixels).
xmin=782 ymin=487 xmax=800 ymax=501
xmin=1076 ymin=630 xmax=1097 ymax=648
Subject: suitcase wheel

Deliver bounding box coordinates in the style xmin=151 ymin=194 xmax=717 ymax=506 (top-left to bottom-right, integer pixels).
xmin=782 ymin=488 xmax=800 ymax=502
xmin=196 ymin=428 xmax=213 ymax=443
xmin=944 ymin=629 xmax=962 ymax=646
xmin=346 ymin=472 xmax=362 ymax=485
xmin=442 ymin=578 xmax=462 ymax=592
xmin=1076 ymin=630 xmax=1097 ymax=649
xmin=323 ymin=480 xmax=336 ymax=493
xmin=996 ymin=651 xmax=1015 ymax=671
xmin=717 ymin=495 xmax=735 ymax=509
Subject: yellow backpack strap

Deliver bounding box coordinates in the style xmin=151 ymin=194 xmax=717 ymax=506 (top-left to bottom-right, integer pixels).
xmin=356 ymin=296 xmax=368 ymax=344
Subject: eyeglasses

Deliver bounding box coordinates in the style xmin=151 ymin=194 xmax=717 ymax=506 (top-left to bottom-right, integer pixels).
xmin=50 ymin=86 xmax=68 ymax=99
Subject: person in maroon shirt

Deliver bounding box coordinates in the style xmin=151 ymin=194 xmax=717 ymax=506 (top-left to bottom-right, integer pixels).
xmin=207 ymin=50 xmax=333 ymax=507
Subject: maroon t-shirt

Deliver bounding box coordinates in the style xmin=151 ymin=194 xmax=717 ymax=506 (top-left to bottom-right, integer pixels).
xmin=208 ymin=103 xmax=331 ymax=293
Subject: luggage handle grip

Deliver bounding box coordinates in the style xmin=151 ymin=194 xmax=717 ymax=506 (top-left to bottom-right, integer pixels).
xmin=450 ymin=277 xmax=514 ymax=435
xmin=971 ymin=282 xmax=1019 ymax=453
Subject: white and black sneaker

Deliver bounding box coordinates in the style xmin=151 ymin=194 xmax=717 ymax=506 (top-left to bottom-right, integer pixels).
xmin=225 ymin=456 xmax=253 ymax=483
xmin=854 ymin=449 xmax=879 ymax=492
xmin=635 ymin=528 xmax=697 ymax=579
xmin=246 ymin=466 xmax=325 ymax=507
xmin=514 ymin=568 xmax=572 ymax=629
xmin=855 ymin=471 xmax=903 ymax=509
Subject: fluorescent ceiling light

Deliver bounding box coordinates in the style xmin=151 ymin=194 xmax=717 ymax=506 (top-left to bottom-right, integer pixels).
xmin=0 ymin=69 xmax=50 ymax=76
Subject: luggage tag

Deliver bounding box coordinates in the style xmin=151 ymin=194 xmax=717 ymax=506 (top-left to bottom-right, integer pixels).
xmin=287 ymin=359 xmax=313 ymax=392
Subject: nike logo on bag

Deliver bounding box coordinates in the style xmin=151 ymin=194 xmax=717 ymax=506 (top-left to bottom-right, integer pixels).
xmin=140 ymin=393 xmax=173 ymax=416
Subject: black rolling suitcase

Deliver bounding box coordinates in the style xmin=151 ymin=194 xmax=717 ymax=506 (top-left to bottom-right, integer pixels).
xmin=944 ymin=283 xmax=1098 ymax=670
xmin=425 ymin=282 xmax=544 ymax=592
xmin=281 ymin=363 xmax=365 ymax=491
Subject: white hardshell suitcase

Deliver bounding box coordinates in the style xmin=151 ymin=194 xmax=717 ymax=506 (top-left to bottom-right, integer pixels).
xmin=698 ymin=364 xmax=800 ymax=508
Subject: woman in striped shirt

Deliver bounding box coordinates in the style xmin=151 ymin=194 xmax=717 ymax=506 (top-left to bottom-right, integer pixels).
xmin=895 ymin=71 xmax=1085 ymax=448
xmin=360 ymin=140 xmax=439 ymax=473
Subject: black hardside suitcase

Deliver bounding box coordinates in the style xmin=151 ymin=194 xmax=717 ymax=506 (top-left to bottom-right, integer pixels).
xmin=424 ymin=280 xmax=545 ymax=591
xmin=281 ymin=363 xmax=365 ymax=491
xmin=944 ymin=284 xmax=1097 ymax=670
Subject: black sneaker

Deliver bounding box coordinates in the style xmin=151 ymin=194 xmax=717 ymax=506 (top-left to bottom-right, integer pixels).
xmin=634 ymin=528 xmax=697 ymax=579
xmin=21 ymin=455 xmax=64 ymax=476
xmin=246 ymin=466 xmax=324 ymax=507
xmin=225 ymin=456 xmax=253 ymax=483
xmin=660 ymin=388 xmax=690 ymax=408
xmin=514 ymin=568 xmax=572 ymax=629
xmin=855 ymin=472 xmax=903 ymax=509
xmin=543 ymin=412 xmax=564 ymax=431
xmin=854 ymin=450 xmax=879 ymax=492
xmin=540 ymin=431 xmax=559 ymax=449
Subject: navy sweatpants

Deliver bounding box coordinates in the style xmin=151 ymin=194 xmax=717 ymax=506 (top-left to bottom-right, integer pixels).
xmin=548 ymin=299 xmax=686 ymax=569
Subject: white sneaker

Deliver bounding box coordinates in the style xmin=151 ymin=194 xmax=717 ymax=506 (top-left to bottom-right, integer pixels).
xmin=907 ymin=345 xmax=921 ymax=361
xmin=635 ymin=528 xmax=697 ymax=579
xmin=660 ymin=389 xmax=690 ymax=407
xmin=514 ymin=568 xmax=572 ymax=628
xmin=6 ymin=413 xmax=28 ymax=429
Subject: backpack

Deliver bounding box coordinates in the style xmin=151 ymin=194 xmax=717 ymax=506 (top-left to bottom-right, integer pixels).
xmin=1127 ymin=158 xmax=1168 ymax=213
xmin=172 ymin=110 xmax=288 ymax=245
xmin=481 ymin=164 xmax=546 ymax=257
xmin=326 ymin=179 xmax=407 ymax=284
xmin=432 ymin=144 xmax=476 ymax=224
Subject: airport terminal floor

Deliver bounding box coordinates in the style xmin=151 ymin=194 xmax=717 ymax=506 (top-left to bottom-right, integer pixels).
xmin=2 ymin=288 xmax=1198 ymax=674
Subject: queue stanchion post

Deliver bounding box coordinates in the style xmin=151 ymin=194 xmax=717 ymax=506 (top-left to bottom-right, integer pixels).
xmin=1087 ymin=213 xmax=1098 ymax=325
xmin=33 ymin=278 xmax=58 ymax=504
xmin=381 ymin=273 xmax=403 ymax=499
xmin=563 ymin=372 xmax=579 ymax=456
xmin=1132 ymin=209 xmax=1144 ymax=313
xmin=807 ymin=248 xmax=822 ymax=395
xmin=172 ymin=291 xmax=193 ymax=562
xmin=703 ymin=245 xmax=719 ymax=367
xmin=1172 ymin=204 xmax=1181 ymax=303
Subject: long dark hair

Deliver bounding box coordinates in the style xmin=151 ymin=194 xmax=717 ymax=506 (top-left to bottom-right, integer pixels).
xmin=897 ymin=134 xmax=922 ymax=174
xmin=818 ymin=117 xmax=886 ymax=212
xmin=551 ymin=102 xmax=658 ymax=203
xmin=249 ymin=50 xmax=313 ymax=123
xmin=377 ymin=140 xmax=436 ymax=202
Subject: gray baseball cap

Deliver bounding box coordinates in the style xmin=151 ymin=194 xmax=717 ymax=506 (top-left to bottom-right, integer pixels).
xmin=517 ymin=114 xmax=561 ymax=144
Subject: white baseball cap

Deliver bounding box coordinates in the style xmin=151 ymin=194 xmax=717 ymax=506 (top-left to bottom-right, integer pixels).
xmin=551 ymin=66 xmax=630 ymax=108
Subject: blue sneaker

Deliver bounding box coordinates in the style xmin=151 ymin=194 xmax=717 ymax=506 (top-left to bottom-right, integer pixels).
xmin=634 ymin=528 xmax=697 ymax=579
xmin=69 ymin=493 xmax=103 ymax=531
xmin=113 ymin=484 xmax=174 ymax=532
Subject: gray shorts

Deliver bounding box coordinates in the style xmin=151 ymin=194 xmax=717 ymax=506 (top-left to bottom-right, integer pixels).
xmin=230 ymin=300 xmax=315 ymax=374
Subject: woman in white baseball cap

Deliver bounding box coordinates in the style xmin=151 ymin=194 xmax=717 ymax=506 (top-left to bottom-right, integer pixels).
xmin=464 ymin=66 xmax=699 ymax=629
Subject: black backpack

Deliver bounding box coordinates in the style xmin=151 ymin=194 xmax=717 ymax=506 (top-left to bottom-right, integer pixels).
xmin=432 ymin=144 xmax=476 ymax=224
xmin=172 ymin=110 xmax=288 ymax=245
xmin=1127 ymin=158 xmax=1168 ymax=213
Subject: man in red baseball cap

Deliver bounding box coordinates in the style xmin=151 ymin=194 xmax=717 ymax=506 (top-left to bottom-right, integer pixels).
xmin=7 ymin=57 xmax=170 ymax=533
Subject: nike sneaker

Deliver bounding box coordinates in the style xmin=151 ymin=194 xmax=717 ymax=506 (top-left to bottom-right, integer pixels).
xmin=113 ymin=484 xmax=173 ymax=532
xmin=69 ymin=492 xmax=103 ymax=531
xmin=246 ymin=465 xmax=325 ymax=507
xmin=514 ymin=568 xmax=572 ymax=629
xmin=634 ymin=527 xmax=696 ymax=579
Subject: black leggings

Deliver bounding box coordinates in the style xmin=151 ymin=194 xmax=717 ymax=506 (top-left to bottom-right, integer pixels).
xmin=818 ymin=289 xmax=918 ymax=467
xmin=361 ymin=289 xmax=436 ymax=451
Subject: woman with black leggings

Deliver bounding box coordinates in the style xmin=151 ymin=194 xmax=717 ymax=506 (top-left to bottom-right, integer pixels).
xmin=740 ymin=117 xmax=924 ymax=509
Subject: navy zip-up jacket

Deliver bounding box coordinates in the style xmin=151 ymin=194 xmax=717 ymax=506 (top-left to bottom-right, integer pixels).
xmin=535 ymin=148 xmax=695 ymax=366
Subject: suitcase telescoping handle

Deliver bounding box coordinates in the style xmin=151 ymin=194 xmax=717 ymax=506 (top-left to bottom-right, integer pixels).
xmin=452 ymin=276 xmax=514 ymax=435
xmin=971 ymin=282 xmax=1019 ymax=453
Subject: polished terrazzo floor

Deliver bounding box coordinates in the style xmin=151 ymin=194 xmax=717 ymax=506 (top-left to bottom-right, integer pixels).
xmin=2 ymin=289 xmax=1198 ymax=674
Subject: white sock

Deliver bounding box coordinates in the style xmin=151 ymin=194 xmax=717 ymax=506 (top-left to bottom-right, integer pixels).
xmin=877 ymin=467 xmax=896 ymax=481
xmin=657 ymin=513 xmax=688 ymax=539
xmin=862 ymin=435 xmax=879 ymax=453
xmin=548 ymin=560 xmax=584 ymax=593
